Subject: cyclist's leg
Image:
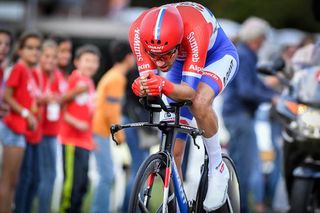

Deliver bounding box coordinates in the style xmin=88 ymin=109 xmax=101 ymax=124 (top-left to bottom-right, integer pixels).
xmin=192 ymin=52 xmax=238 ymax=211
xmin=193 ymin=53 xmax=238 ymax=169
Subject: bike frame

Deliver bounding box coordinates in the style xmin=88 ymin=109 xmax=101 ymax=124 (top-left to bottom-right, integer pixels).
xmin=111 ymin=97 xmax=203 ymax=212
xmin=158 ymin=129 xmax=190 ymax=213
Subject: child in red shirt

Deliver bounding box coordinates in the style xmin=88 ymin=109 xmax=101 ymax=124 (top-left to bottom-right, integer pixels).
xmin=0 ymin=31 xmax=42 ymax=213
xmin=13 ymin=39 xmax=63 ymax=213
xmin=14 ymin=66 xmax=44 ymax=213
xmin=59 ymin=44 xmax=100 ymax=213
xmin=36 ymin=40 xmax=65 ymax=213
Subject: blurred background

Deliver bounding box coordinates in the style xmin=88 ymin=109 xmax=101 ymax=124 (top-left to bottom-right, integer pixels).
xmin=1 ymin=0 xmax=320 ymax=80
xmin=1 ymin=0 xmax=320 ymax=212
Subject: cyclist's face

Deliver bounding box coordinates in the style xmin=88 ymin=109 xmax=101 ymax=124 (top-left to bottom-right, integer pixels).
xmin=146 ymin=46 xmax=179 ymax=72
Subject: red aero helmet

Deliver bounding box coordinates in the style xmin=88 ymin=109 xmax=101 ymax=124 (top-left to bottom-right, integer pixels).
xmin=140 ymin=6 xmax=184 ymax=54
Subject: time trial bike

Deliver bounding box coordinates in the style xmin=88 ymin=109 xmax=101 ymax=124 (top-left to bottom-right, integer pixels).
xmin=111 ymin=96 xmax=240 ymax=213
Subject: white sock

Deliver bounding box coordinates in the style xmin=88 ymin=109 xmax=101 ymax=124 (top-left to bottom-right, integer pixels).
xmin=202 ymin=134 xmax=222 ymax=176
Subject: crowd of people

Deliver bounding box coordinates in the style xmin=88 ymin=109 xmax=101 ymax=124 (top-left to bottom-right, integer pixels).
xmin=0 ymin=5 xmax=318 ymax=213
xmin=222 ymin=17 xmax=317 ymax=213
xmin=0 ymin=29 xmax=147 ymax=213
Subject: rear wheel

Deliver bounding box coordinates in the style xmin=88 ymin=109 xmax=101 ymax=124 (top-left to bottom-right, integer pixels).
xmin=222 ymin=154 xmax=240 ymax=213
xmin=194 ymin=154 xmax=240 ymax=213
xmin=128 ymin=153 xmax=177 ymax=213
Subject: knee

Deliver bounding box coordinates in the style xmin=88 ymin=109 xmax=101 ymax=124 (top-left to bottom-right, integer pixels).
xmin=190 ymin=94 xmax=212 ymax=120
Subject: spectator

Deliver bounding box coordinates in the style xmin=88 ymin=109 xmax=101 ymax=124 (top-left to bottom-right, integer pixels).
xmin=0 ymin=31 xmax=41 ymax=213
xmin=0 ymin=29 xmax=12 ymax=118
xmin=222 ymin=17 xmax=279 ymax=213
xmin=51 ymin=35 xmax=73 ymax=78
xmin=36 ymin=40 xmax=64 ymax=213
xmin=14 ymin=55 xmax=44 ymax=213
xmin=298 ymin=33 xmax=316 ymax=48
xmin=59 ymin=44 xmax=100 ymax=213
xmin=90 ymin=40 xmax=135 ymax=213
xmin=262 ymin=40 xmax=298 ymax=208
xmin=51 ymin=36 xmax=88 ymax=103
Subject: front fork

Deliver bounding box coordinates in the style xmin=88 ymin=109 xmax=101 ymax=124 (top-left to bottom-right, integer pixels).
xmin=162 ymin=151 xmax=172 ymax=213
xmin=144 ymin=173 xmax=156 ymax=207
xmin=163 ymin=166 xmax=171 ymax=212
xmin=144 ymin=152 xmax=172 ymax=212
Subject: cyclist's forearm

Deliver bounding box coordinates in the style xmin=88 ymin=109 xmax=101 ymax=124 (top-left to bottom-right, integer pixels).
xmin=167 ymin=83 xmax=196 ymax=101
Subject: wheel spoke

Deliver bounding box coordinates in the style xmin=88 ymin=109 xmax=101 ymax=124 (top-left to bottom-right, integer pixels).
xmin=138 ymin=195 xmax=149 ymax=213
xmin=155 ymin=204 xmax=163 ymax=213
xmin=168 ymin=193 xmax=175 ymax=205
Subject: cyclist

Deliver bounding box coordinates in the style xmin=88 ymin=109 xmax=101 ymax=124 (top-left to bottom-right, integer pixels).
xmin=129 ymin=2 xmax=239 ymax=211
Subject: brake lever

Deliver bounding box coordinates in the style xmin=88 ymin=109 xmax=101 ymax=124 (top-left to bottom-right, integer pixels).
xmin=192 ymin=136 xmax=200 ymax=149
xmin=110 ymin=125 xmax=122 ymax=145
xmin=191 ymin=129 xmax=204 ymax=149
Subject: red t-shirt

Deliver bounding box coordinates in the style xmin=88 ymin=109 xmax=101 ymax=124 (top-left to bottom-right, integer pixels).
xmin=25 ymin=69 xmax=45 ymax=144
xmin=3 ymin=62 xmax=37 ymax=135
xmin=59 ymin=70 xmax=95 ymax=150
xmin=41 ymin=70 xmax=65 ymax=136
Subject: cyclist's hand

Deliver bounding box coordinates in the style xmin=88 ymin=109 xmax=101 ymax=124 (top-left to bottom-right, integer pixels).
xmin=145 ymin=72 xmax=174 ymax=96
xmin=132 ymin=77 xmax=146 ymax=97
xmin=144 ymin=76 xmax=162 ymax=96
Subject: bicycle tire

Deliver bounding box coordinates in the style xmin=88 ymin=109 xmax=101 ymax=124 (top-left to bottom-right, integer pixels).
xmin=128 ymin=153 xmax=177 ymax=213
xmin=195 ymin=161 xmax=208 ymax=212
xmin=195 ymin=154 xmax=240 ymax=213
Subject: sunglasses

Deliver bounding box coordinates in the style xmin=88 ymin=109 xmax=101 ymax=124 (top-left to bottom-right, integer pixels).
xmin=146 ymin=45 xmax=179 ymax=61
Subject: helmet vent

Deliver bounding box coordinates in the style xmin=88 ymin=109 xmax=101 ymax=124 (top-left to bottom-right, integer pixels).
xmin=157 ymin=40 xmax=161 ymax=44
xmin=151 ymin=40 xmax=154 ymax=44
xmin=145 ymin=40 xmax=148 ymax=44
xmin=165 ymin=42 xmax=168 ymax=45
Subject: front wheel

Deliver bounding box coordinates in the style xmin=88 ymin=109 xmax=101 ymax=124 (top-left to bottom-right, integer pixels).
xmin=128 ymin=153 xmax=177 ymax=213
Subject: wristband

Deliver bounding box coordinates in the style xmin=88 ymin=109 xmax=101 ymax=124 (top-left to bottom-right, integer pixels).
xmin=162 ymin=79 xmax=174 ymax=96
xmin=21 ymin=108 xmax=30 ymax=118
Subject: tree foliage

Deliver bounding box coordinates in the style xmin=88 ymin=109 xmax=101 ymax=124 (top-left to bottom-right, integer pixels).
xmin=130 ymin=0 xmax=320 ymax=32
